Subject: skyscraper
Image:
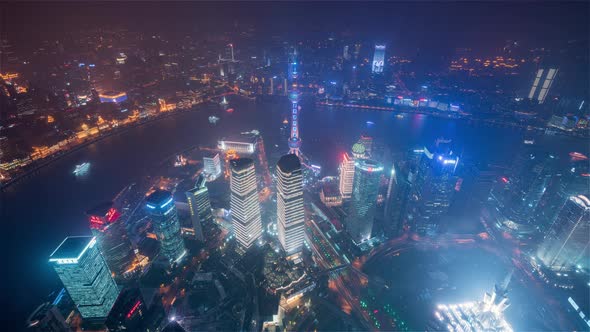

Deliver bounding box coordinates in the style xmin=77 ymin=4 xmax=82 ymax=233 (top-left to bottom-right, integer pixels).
xmin=346 ymin=159 xmax=383 ymax=243
xmin=410 ymin=141 xmax=459 ymax=235
xmin=230 ymin=158 xmax=263 ymax=249
xmin=203 ymin=152 xmax=222 ymax=180
xmin=351 ymin=142 xmax=366 ymax=159
xmin=185 ymin=174 xmax=213 ymax=241
xmin=49 ymin=236 xmax=119 ymax=320
xmin=87 ymin=202 xmax=136 ymax=279
xmin=371 ymin=45 xmax=386 ymax=74
xmin=287 ymin=48 xmax=302 ymax=155
xmin=146 ymin=190 xmax=187 ymax=265
xmin=276 ymin=154 xmax=305 ymax=255
xmin=359 ymin=135 xmax=373 ymax=158
xmin=537 ymin=195 xmax=590 ymax=271
xmin=528 ymin=68 xmax=558 ymax=104
xmin=339 ymin=152 xmax=355 ymax=199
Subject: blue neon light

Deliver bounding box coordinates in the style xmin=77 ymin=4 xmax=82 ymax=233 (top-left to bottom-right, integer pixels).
xmin=160 ymin=197 xmax=174 ymax=209
xmin=146 ymin=204 xmax=156 ymax=209
xmin=52 ymin=288 xmax=66 ymax=305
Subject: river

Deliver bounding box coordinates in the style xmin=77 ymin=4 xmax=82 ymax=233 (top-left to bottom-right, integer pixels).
xmin=2 ymin=95 xmax=587 ymax=326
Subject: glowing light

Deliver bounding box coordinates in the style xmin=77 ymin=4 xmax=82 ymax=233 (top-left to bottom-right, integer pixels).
xmin=126 ymin=300 xmax=142 ymax=319
xmin=146 ymin=204 xmax=156 ymax=209
xmin=160 ymin=197 xmax=174 ymax=209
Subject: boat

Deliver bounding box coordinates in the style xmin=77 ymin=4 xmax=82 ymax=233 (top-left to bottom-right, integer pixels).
xmin=395 ymin=114 xmax=405 ymax=119
xmin=73 ymin=162 xmax=90 ymax=176
xmin=366 ymin=121 xmax=375 ymax=126
xmin=220 ymin=96 xmax=228 ymax=105
xmin=226 ymin=108 xmax=234 ymax=113
xmin=209 ymin=115 xmax=220 ymax=124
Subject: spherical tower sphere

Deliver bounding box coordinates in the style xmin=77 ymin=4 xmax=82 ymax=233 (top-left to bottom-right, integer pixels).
xmin=288 ymin=137 xmax=302 ymax=149
xmin=352 ymin=142 xmax=366 ymax=158
xmin=289 ymin=91 xmax=300 ymax=103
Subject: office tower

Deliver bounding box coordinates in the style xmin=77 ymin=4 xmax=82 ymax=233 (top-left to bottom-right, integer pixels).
xmin=49 ymin=236 xmax=119 ymax=320
xmin=359 ymin=135 xmax=373 ymax=158
xmin=372 ymin=45 xmax=386 ymax=74
xmin=351 ymin=142 xmax=366 ymax=159
xmin=528 ymin=68 xmax=558 ymax=104
xmin=339 ymin=152 xmax=355 ymax=199
xmin=410 ymin=141 xmax=459 ymax=235
xmin=385 ymin=162 xmax=417 ymax=237
xmin=230 ymin=158 xmax=263 ymax=249
xmin=87 ymin=202 xmax=136 ymax=279
xmin=276 ymin=154 xmax=305 ymax=255
xmin=203 ymin=152 xmax=222 ymax=180
xmin=146 ymin=190 xmax=187 ymax=264
xmin=537 ymin=195 xmax=590 ymax=271
xmin=343 ymin=45 xmax=350 ymax=60
xmin=346 ymin=159 xmax=383 ymax=243
xmin=185 ymin=174 xmax=213 ymax=241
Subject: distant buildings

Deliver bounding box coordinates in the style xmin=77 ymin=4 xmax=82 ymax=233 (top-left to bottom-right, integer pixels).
xmin=528 ymin=68 xmax=558 ymax=104
xmin=98 ymin=91 xmax=128 ymax=103
xmin=185 ymin=175 xmax=213 ymax=241
xmin=346 ymin=159 xmax=383 ymax=243
xmin=276 ymin=154 xmax=305 ymax=255
xmin=87 ymin=202 xmax=136 ymax=279
xmin=218 ymin=137 xmax=256 ymax=155
xmin=371 ymin=45 xmax=386 ymax=74
xmin=26 ymin=302 xmax=69 ymax=331
xmin=338 ymin=152 xmax=355 ymax=199
xmin=320 ymin=176 xmax=342 ymax=207
xmin=49 ymin=236 xmax=119 ymax=320
xmin=146 ymin=190 xmax=187 ymax=265
xmin=230 ymin=158 xmax=263 ymax=249
xmin=537 ymin=195 xmax=590 ymax=271
xmin=203 ymin=152 xmax=222 ymax=180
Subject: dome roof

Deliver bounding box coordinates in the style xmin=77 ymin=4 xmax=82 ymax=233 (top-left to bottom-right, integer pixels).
xmin=352 ymin=143 xmax=366 ymax=154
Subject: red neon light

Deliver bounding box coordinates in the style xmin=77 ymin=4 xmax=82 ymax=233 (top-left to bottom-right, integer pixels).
xmin=501 ymin=177 xmax=509 ymax=183
xmin=126 ymin=300 xmax=141 ymax=319
xmin=89 ymin=215 xmax=106 ymax=230
xmin=569 ymin=152 xmax=588 ymax=161
xmin=106 ymin=208 xmax=121 ymax=222
xmin=581 ymin=173 xmax=590 ymax=177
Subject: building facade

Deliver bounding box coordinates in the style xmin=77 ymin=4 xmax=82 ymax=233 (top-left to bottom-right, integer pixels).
xmin=230 ymin=158 xmax=263 ymax=249
xmin=371 ymin=45 xmax=386 ymax=74
xmin=49 ymin=236 xmax=120 ymax=319
xmin=185 ymin=175 xmax=213 ymax=241
xmin=346 ymin=159 xmax=383 ymax=243
xmin=203 ymin=153 xmax=222 ymax=180
xmin=146 ymin=190 xmax=187 ymax=265
xmin=339 ymin=152 xmax=355 ymax=199
xmin=276 ymin=154 xmax=305 ymax=255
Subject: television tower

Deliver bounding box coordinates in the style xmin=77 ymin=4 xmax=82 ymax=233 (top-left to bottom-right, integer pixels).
xmin=288 ymin=48 xmax=302 ymax=156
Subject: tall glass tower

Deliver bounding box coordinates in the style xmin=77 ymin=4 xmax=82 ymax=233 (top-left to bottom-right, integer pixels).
xmin=347 ymin=159 xmax=383 ymax=243
xmin=185 ymin=174 xmax=213 ymax=241
xmin=537 ymin=195 xmax=590 ymax=271
xmin=371 ymin=45 xmax=386 ymax=74
xmin=146 ymin=190 xmax=187 ymax=265
xmin=49 ymin=236 xmax=119 ymax=320
xmin=277 ymin=154 xmax=305 ymax=254
xmin=230 ymin=158 xmax=263 ymax=249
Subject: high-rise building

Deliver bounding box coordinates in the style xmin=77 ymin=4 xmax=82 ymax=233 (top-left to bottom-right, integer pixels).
xmin=359 ymin=135 xmax=373 ymax=158
xmin=537 ymin=195 xmax=590 ymax=271
xmin=371 ymin=45 xmax=386 ymax=74
xmin=230 ymin=158 xmax=263 ymax=249
xmin=26 ymin=303 xmax=69 ymax=331
xmin=385 ymin=162 xmax=417 ymax=237
xmin=351 ymin=142 xmax=366 ymax=159
xmin=276 ymin=154 xmax=305 ymax=255
xmin=528 ymin=68 xmax=558 ymax=104
xmin=146 ymin=190 xmax=187 ymax=265
xmin=346 ymin=159 xmax=383 ymax=243
xmin=49 ymin=236 xmax=119 ymax=320
xmin=343 ymin=45 xmax=350 ymax=60
xmin=185 ymin=175 xmax=213 ymax=241
xmin=339 ymin=152 xmax=355 ymax=199
xmin=409 ymin=141 xmax=459 ymax=235
xmin=87 ymin=202 xmax=136 ymax=279
xmin=203 ymin=152 xmax=222 ymax=180
xmin=287 ymin=48 xmax=302 ymax=155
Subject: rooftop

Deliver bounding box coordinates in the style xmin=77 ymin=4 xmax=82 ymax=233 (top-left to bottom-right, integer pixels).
xmin=278 ymin=154 xmax=301 ymax=173
xmin=49 ymin=236 xmax=95 ymax=261
xmin=146 ymin=190 xmax=173 ymax=208
xmin=86 ymin=201 xmax=114 ymax=217
xmin=230 ymin=158 xmax=254 ymax=171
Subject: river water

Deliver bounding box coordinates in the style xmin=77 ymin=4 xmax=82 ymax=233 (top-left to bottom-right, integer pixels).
xmin=2 ymin=95 xmax=586 ymax=326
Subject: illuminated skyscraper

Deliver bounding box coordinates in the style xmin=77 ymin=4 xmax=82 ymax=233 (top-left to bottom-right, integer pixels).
xmin=359 ymin=135 xmax=373 ymax=158
xmin=185 ymin=175 xmax=213 ymax=242
xmin=146 ymin=190 xmax=187 ymax=265
xmin=537 ymin=195 xmax=590 ymax=271
xmin=276 ymin=154 xmax=305 ymax=255
xmin=87 ymin=202 xmax=136 ymax=279
xmin=230 ymin=158 xmax=263 ymax=249
xmin=49 ymin=236 xmax=119 ymax=320
xmin=409 ymin=141 xmax=459 ymax=235
xmin=346 ymin=159 xmax=383 ymax=243
xmin=528 ymin=68 xmax=558 ymax=104
xmin=339 ymin=152 xmax=355 ymax=199
xmin=351 ymin=142 xmax=366 ymax=159
xmin=203 ymin=152 xmax=222 ymax=180
xmin=371 ymin=45 xmax=386 ymax=74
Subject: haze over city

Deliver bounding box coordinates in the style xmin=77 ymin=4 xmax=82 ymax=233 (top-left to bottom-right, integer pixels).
xmin=1 ymin=2 xmax=589 ymax=332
